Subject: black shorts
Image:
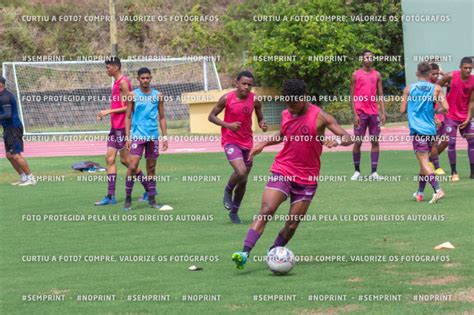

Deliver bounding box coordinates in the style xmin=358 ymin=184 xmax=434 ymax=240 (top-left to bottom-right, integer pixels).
xmin=3 ymin=126 xmax=24 ymax=154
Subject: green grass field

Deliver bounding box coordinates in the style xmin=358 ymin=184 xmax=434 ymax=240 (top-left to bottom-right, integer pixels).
xmin=1 ymin=151 xmax=473 ymax=314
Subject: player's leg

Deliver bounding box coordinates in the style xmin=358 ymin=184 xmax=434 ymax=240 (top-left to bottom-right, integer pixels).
xmin=5 ymin=152 xmax=26 ymax=184
xmin=232 ymin=178 xmax=288 ymax=269
xmin=270 ymin=181 xmax=316 ymax=250
xmin=458 ymin=120 xmax=474 ymax=178
xmin=351 ymin=113 xmax=368 ymax=180
xmin=5 ymin=127 xmax=34 ymax=185
xmin=10 ymin=153 xmax=35 ymax=186
xmin=223 ymin=144 xmax=249 ymax=210
xmin=414 ymin=138 xmax=443 ymax=203
xmin=368 ymin=114 xmax=381 ymax=179
xmin=95 ymin=146 xmax=119 ymax=205
xmin=119 ymin=142 xmax=149 ymax=197
xmin=144 ymin=140 xmax=161 ymax=208
xmin=228 ymin=149 xmax=254 ymax=224
xmin=445 ymin=118 xmax=459 ymax=180
xmin=430 ymin=122 xmax=446 ymax=175
xmin=123 ymin=141 xmax=143 ymax=211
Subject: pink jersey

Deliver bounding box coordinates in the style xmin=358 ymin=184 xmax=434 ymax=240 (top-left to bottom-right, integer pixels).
xmin=446 ymin=70 xmax=474 ymax=121
xmin=221 ymin=90 xmax=255 ymax=149
xmin=353 ymin=68 xmax=379 ymax=115
xmin=110 ymin=75 xmax=132 ymax=129
xmin=271 ymin=104 xmax=323 ymax=185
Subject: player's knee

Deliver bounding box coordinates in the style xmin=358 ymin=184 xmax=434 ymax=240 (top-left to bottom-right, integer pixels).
xmin=11 ymin=153 xmax=22 ymax=162
xmin=260 ymin=202 xmax=275 ymax=218
xmin=235 ymin=168 xmax=248 ymax=180
xmin=105 ymin=155 xmax=115 ymax=166
xmin=371 ymin=141 xmax=379 ymax=147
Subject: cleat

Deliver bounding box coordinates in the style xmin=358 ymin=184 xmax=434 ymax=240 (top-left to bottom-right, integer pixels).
xmin=123 ymin=196 xmax=132 ymax=211
xmin=95 ymin=195 xmax=117 ymax=206
xmin=223 ymin=189 xmax=232 ymax=210
xmin=434 ymin=168 xmax=446 ymax=176
xmin=351 ymin=171 xmax=361 ymax=181
xmin=138 ymin=192 xmax=149 ymax=202
xmin=368 ymin=172 xmax=383 ymax=180
xmin=228 ymin=212 xmax=242 ymax=224
xmin=18 ymin=178 xmax=37 ymax=186
xmin=11 ymin=180 xmax=26 ymax=186
xmin=451 ymin=174 xmax=460 ymax=182
xmin=413 ymin=191 xmax=424 ymax=202
xmin=428 ymin=162 xmax=435 ymax=170
xmin=231 ymin=251 xmax=248 ymax=270
xmin=429 ymin=190 xmax=445 ymax=204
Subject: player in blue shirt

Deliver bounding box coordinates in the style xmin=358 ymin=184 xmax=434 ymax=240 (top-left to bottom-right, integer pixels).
xmin=0 ymin=76 xmax=36 ymax=186
xmin=400 ymin=62 xmax=448 ymax=204
xmin=124 ymin=68 xmax=168 ymax=210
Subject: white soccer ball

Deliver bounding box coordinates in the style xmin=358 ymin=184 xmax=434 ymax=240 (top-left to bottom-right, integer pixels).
xmin=267 ymin=246 xmax=295 ymax=275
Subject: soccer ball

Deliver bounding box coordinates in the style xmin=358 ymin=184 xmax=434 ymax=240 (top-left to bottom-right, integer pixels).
xmin=267 ymin=246 xmax=295 ymax=275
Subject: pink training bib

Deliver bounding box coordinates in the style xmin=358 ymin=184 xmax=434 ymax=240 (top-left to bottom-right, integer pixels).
xmin=221 ymin=90 xmax=255 ymax=149
xmin=353 ymin=69 xmax=379 ymax=115
xmin=110 ymin=75 xmax=132 ymax=129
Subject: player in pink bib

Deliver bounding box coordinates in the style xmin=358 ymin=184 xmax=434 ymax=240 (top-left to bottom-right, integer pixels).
xmin=351 ymin=50 xmax=386 ymax=181
xmin=95 ymin=57 xmax=148 ymax=206
xmin=439 ymin=57 xmax=474 ymax=180
xmin=427 ymin=63 xmax=448 ymax=175
xmin=231 ymin=79 xmax=353 ymax=270
xmin=209 ymin=71 xmax=267 ymax=224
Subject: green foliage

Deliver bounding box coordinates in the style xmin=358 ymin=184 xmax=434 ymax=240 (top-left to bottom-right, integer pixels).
xmin=323 ymin=100 xmax=404 ymax=125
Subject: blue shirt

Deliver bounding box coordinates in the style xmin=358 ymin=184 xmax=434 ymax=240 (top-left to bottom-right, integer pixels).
xmin=0 ymin=89 xmax=23 ymax=129
xmin=131 ymin=88 xmax=160 ymax=140
xmin=407 ymin=81 xmax=436 ymax=136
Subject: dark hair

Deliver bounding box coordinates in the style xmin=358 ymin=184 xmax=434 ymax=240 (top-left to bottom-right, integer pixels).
xmin=105 ymin=56 xmax=121 ymax=69
xmin=282 ymin=79 xmax=306 ymax=98
xmin=460 ymin=56 xmax=473 ymax=66
xmin=237 ymin=70 xmax=254 ymax=81
xmin=360 ymin=49 xmax=373 ymax=56
xmin=430 ymin=63 xmax=440 ymax=70
xmin=137 ymin=67 xmax=151 ymax=76
xmin=417 ymin=62 xmax=432 ymax=76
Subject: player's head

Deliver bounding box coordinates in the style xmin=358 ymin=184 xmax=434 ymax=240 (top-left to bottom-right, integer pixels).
xmin=416 ymin=62 xmax=432 ymax=79
xmin=429 ymin=63 xmax=440 ymax=83
xmin=459 ymin=56 xmax=473 ymax=77
xmin=282 ymin=79 xmax=307 ymax=114
xmin=360 ymin=49 xmax=374 ymax=67
xmin=137 ymin=67 xmax=152 ymax=88
xmin=0 ymin=76 xmax=5 ymax=90
xmin=235 ymin=70 xmax=254 ymax=97
xmin=105 ymin=56 xmax=121 ymax=76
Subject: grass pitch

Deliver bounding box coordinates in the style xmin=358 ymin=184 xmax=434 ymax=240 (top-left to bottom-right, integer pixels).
xmin=0 ymin=150 xmax=473 ymax=314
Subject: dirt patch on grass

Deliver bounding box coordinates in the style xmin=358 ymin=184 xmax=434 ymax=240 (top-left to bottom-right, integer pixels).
xmin=452 ymin=288 xmax=474 ymax=302
xmin=296 ymin=304 xmax=364 ymax=315
xmin=410 ymin=276 xmax=461 ymax=285
xmin=348 ymin=277 xmax=363 ymax=283
xmin=443 ymin=263 xmax=461 ymax=269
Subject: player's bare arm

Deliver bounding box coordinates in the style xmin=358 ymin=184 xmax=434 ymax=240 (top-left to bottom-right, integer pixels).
xmin=319 ymin=111 xmax=353 ymax=148
xmin=125 ymin=91 xmax=135 ymax=151
xmin=208 ymin=94 xmax=241 ymax=131
xmin=254 ymin=99 xmax=268 ymax=131
xmin=399 ymin=86 xmax=410 ymax=114
xmin=438 ymin=71 xmax=452 ymax=87
xmin=248 ymin=131 xmax=283 ymax=161
xmin=158 ymin=92 xmax=168 ymax=151
xmin=377 ymin=72 xmax=387 ymax=124
xmin=460 ymin=91 xmax=474 ymax=129
xmin=350 ymin=71 xmax=359 ymax=126
xmin=434 ymin=85 xmax=449 ymax=114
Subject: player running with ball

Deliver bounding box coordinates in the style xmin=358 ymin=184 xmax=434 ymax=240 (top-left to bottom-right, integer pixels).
xmin=232 ymin=79 xmax=353 ymax=269
xmin=208 ymin=71 xmax=267 ymax=224
xmin=123 ymin=67 xmax=168 ymax=211
xmin=400 ymin=62 xmax=448 ymax=203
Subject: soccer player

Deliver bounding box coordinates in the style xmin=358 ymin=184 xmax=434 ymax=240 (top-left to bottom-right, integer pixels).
xmin=428 ymin=63 xmax=447 ymax=175
xmin=95 ymin=57 xmax=148 ymax=205
xmin=231 ymin=79 xmax=353 ymax=269
xmin=438 ymin=57 xmax=474 ymax=181
xmin=208 ymin=71 xmax=267 ymax=224
xmin=400 ymin=62 xmax=448 ymax=203
xmin=350 ymin=50 xmax=386 ymax=180
xmin=123 ymin=67 xmax=168 ymax=210
xmin=0 ymin=76 xmax=36 ymax=186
